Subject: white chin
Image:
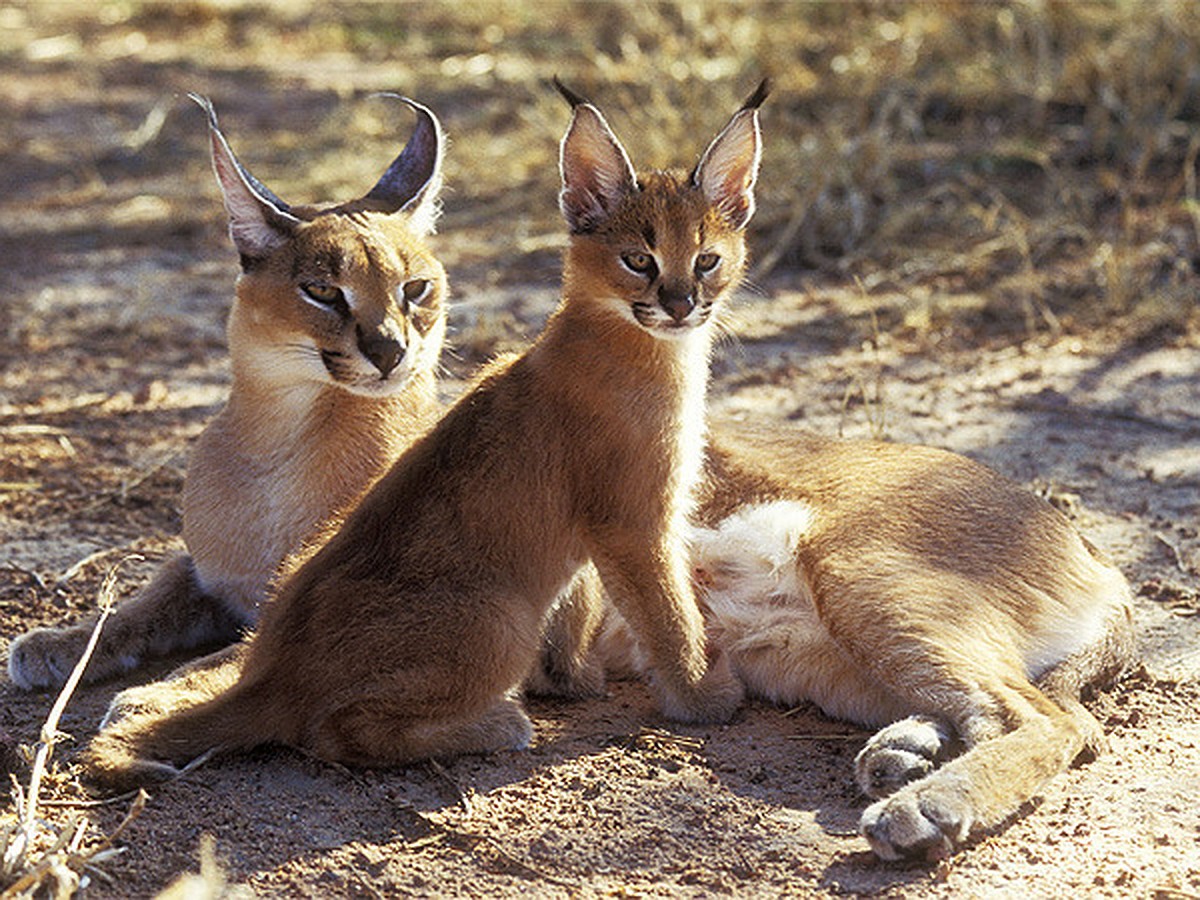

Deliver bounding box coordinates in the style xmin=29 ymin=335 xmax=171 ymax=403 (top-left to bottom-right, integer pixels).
xmin=337 ymin=370 xmax=415 ymax=398
xmin=646 ymin=320 xmax=703 ymax=341
xmin=611 ymin=299 xmax=705 ymax=339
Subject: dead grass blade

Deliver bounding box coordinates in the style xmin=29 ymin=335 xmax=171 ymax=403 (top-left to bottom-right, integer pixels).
xmin=0 ymin=557 xmax=148 ymax=897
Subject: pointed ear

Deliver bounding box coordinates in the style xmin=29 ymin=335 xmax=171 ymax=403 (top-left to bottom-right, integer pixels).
xmin=691 ymin=79 xmax=769 ymax=231
xmin=189 ymin=93 xmax=301 ymax=265
xmin=556 ymin=83 xmax=637 ymax=234
xmin=360 ymin=95 xmax=445 ymax=235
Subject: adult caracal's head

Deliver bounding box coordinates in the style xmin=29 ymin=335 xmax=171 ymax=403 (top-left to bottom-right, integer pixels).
xmin=193 ymin=94 xmax=447 ymax=398
xmin=555 ymin=79 xmax=767 ymax=340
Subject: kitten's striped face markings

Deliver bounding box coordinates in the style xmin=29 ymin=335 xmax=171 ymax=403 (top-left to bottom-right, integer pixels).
xmin=595 ymin=174 xmax=744 ymax=339
xmin=556 ymin=80 xmax=766 ymax=340
xmin=196 ymin=93 xmax=447 ymax=397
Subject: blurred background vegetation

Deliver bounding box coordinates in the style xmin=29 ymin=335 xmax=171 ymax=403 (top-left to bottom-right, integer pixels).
xmin=1 ymin=0 xmax=1198 ymax=352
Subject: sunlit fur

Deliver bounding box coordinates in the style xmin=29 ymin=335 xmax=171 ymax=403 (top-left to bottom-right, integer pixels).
xmin=231 ymin=212 xmax=446 ymax=403
xmin=8 ymin=100 xmax=447 ymax=692
xmin=704 ymin=426 xmax=1135 ymax=860
xmin=593 ymin=422 xmax=1135 ymax=860
xmin=183 ymin=209 xmax=448 ymax=608
xmin=82 ymin=87 xmax=765 ymax=788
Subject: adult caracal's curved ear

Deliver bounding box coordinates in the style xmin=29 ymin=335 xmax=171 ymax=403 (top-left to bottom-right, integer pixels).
xmin=359 ymin=94 xmax=445 ymax=235
xmin=554 ymin=77 xmax=638 ymax=234
xmin=189 ymin=93 xmax=302 ymax=268
xmin=691 ymin=79 xmax=769 ymax=231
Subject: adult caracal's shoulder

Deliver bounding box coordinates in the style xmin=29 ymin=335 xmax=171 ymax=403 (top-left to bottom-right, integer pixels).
xmin=84 ymin=81 xmax=771 ymax=787
xmin=8 ymin=96 xmax=447 ymax=691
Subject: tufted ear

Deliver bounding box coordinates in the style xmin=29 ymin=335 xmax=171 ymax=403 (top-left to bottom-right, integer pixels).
xmin=189 ymin=93 xmax=301 ymax=268
xmin=691 ymin=79 xmax=769 ymax=231
xmin=555 ymin=78 xmax=638 ymax=234
xmin=359 ymin=95 xmax=445 ymax=235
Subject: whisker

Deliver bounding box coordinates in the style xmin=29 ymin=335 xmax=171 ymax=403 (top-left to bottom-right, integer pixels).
xmin=738 ymin=276 xmax=770 ymax=300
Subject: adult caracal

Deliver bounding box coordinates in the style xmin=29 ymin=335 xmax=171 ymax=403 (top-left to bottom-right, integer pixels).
xmin=8 ymin=95 xmax=447 ymax=691
xmin=83 ymin=81 xmax=766 ymax=785
xmin=690 ymin=428 xmax=1134 ymax=860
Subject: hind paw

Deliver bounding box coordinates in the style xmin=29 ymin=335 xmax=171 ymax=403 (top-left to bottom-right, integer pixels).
xmin=860 ymin=779 xmax=974 ymax=861
xmin=855 ymin=715 xmax=956 ymax=799
xmin=100 ymin=683 xmax=171 ymax=730
xmin=525 ymin=648 xmax=607 ymax=700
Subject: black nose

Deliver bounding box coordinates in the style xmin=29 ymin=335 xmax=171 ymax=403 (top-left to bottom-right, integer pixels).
xmin=658 ymin=286 xmax=695 ymax=323
xmin=357 ymin=327 xmax=405 ymax=377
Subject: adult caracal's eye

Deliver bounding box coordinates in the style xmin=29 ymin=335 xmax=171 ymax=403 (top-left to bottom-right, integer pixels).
xmin=621 ymin=252 xmax=656 ymax=276
xmin=400 ymin=278 xmax=431 ymax=306
xmin=301 ymin=281 xmax=346 ymax=307
xmin=695 ymin=253 xmax=721 ymax=275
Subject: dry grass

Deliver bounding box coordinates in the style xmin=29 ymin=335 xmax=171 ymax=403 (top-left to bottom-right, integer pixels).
xmin=4 ymin=1 xmax=1198 ymax=351
xmin=0 ymin=561 xmax=147 ymax=899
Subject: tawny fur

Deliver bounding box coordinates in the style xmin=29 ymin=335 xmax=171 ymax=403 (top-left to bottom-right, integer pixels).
xmin=595 ymin=422 xmax=1135 ymax=860
xmin=83 ymin=84 xmax=770 ymax=787
xmin=7 ymin=97 xmax=448 ymax=692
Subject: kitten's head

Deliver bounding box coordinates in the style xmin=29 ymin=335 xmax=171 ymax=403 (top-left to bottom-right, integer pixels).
xmin=194 ymin=94 xmax=447 ymax=398
xmin=556 ymin=80 xmax=767 ymax=340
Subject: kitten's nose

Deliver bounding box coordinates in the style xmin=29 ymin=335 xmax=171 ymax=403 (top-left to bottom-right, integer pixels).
xmin=357 ymin=327 xmax=405 ymax=377
xmin=658 ymin=285 xmax=695 ymax=323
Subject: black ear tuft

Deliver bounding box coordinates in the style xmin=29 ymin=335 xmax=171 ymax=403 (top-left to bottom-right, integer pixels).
xmin=552 ymin=76 xmax=591 ymax=110
xmin=739 ymin=78 xmax=771 ymax=113
xmin=558 ymin=99 xmax=638 ymax=234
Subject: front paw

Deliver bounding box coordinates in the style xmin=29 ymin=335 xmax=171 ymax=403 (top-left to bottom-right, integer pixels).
xmin=855 ymin=715 xmax=956 ymax=799
xmin=7 ymin=628 xmax=85 ymax=691
xmin=656 ymin=650 xmax=745 ymax=724
xmin=860 ymin=780 xmax=973 ymax=861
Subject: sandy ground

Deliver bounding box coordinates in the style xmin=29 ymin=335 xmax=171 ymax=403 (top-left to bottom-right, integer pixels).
xmin=2 ymin=7 xmax=1200 ymax=895
xmin=2 ymin=264 xmax=1199 ymax=896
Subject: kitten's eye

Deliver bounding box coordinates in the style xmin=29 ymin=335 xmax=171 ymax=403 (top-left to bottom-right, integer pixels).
xmin=301 ymin=281 xmax=346 ymax=307
xmin=621 ymin=252 xmax=657 ymax=276
xmin=695 ymin=253 xmax=721 ymax=275
xmin=400 ymin=279 xmax=431 ymax=306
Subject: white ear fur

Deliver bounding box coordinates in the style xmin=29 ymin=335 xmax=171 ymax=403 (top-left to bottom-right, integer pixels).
xmin=558 ymin=104 xmax=638 ymax=234
xmin=693 ymin=106 xmax=763 ymax=231
xmin=189 ymin=94 xmax=301 ymax=262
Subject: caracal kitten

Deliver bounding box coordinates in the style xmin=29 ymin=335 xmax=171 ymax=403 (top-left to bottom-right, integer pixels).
xmin=7 ymin=95 xmax=448 ymax=691
xmin=83 ymin=81 xmax=768 ymax=786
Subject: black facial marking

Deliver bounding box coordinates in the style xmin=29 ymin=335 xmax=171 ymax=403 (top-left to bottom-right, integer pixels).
xmin=631 ymin=302 xmax=656 ymax=327
xmin=355 ymin=324 xmax=405 ymax=378
xmin=320 ymin=349 xmax=349 ymax=380
xmin=657 ymin=283 xmax=696 ymax=323
xmin=293 ymin=249 xmax=345 ymax=282
xmin=411 ymin=306 xmax=438 ymax=335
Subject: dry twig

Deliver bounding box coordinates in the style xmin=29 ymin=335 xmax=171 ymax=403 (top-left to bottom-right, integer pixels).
xmin=0 ymin=557 xmax=147 ymax=897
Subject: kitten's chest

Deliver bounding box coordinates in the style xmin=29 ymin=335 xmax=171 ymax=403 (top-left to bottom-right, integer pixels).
xmin=600 ymin=342 xmax=709 ymax=512
xmin=659 ymin=338 xmax=709 ymax=505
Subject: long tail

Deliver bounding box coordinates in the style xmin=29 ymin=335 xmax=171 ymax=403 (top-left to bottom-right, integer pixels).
xmin=82 ymin=647 xmax=278 ymax=792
